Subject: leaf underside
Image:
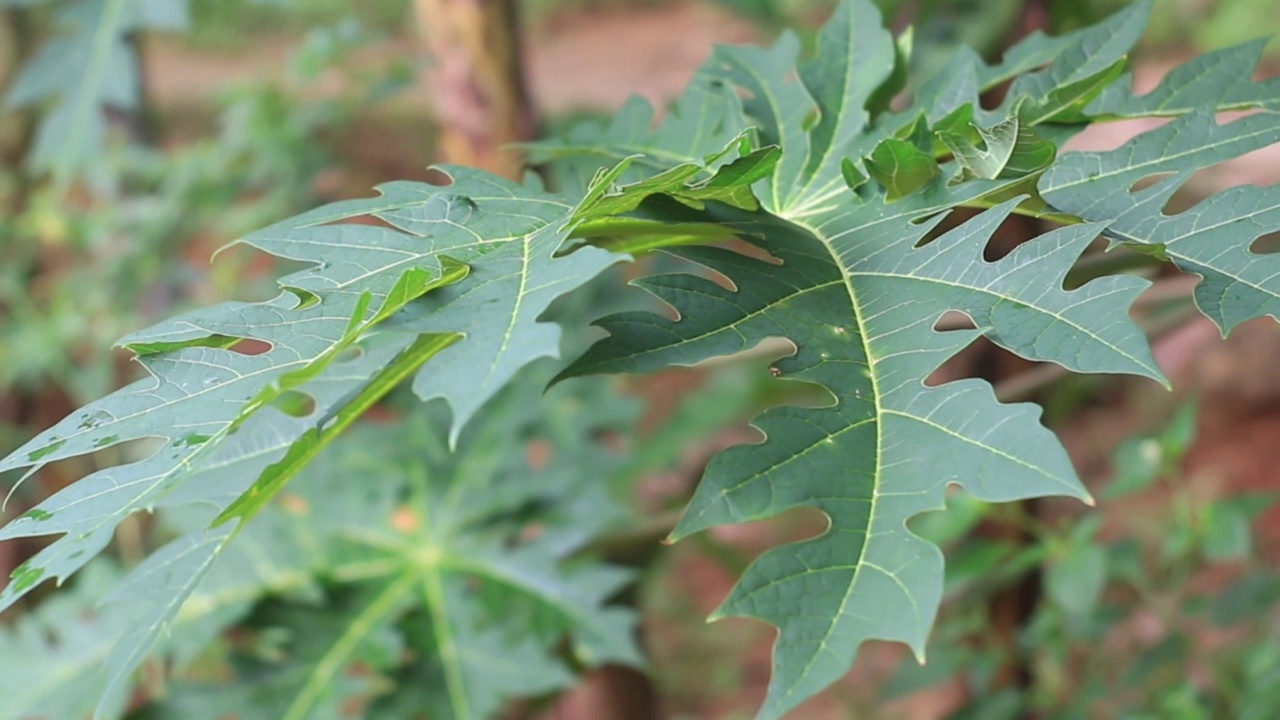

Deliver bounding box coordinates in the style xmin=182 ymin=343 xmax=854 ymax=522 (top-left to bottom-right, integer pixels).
xmin=0 ymin=139 xmax=768 ymax=716
xmin=3 ymin=1 xmax=1280 ymax=718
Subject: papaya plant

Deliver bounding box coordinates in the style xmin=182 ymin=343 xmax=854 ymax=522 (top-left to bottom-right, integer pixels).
xmin=1 ymin=0 xmax=190 ymax=180
xmin=3 ymin=0 xmax=1280 ymax=717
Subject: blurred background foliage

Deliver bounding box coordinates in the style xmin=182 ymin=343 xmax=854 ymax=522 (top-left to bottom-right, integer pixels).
xmin=2 ymin=0 xmax=1280 ymax=717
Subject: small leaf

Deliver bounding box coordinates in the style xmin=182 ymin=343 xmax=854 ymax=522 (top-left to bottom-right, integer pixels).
xmin=866 ymin=137 xmax=939 ymax=198
xmin=1160 ymin=401 xmax=1198 ymax=460
xmin=1046 ymin=543 xmax=1108 ymax=618
xmin=840 ymin=157 xmax=868 ymax=190
xmin=1103 ymin=436 xmax=1163 ymax=499
xmin=1201 ymin=502 xmax=1252 ymax=561
xmin=1212 ymin=573 xmax=1280 ymax=626
xmin=939 ymin=116 xmax=1019 ymax=180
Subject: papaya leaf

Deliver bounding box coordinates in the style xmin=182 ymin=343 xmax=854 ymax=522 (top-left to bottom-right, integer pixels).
xmin=1087 ymin=38 xmax=1280 ymax=118
xmin=865 ymin=137 xmax=940 ymax=198
xmin=4 ymin=0 xmax=188 ymax=180
xmin=566 ymin=195 xmax=1157 ymax=718
xmin=0 ymin=563 xmax=130 ymax=720
xmin=0 ymin=136 xmax=766 ymax=623
xmin=976 ymin=0 xmax=1149 ymax=94
xmin=526 ymin=73 xmax=749 ymax=192
xmin=550 ymin=1 xmax=1263 ymax=715
xmin=938 ymin=115 xmax=1019 ymax=181
xmin=143 ymin=587 xmax=409 ymax=720
xmin=1040 ymin=108 xmax=1280 ymax=332
xmin=138 ymin=371 xmax=641 ymax=720
xmin=5 ymin=2 xmax=1280 ymax=719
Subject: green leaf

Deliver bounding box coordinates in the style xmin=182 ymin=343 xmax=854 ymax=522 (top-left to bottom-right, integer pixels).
xmin=1104 ymin=435 xmax=1163 ymax=499
xmin=549 ymin=3 xmax=1203 ymax=714
xmin=1002 ymin=116 xmax=1058 ymax=178
xmin=0 ymin=169 xmax=601 ymax=683
xmin=0 ymin=118 xmax=766 ymax=710
xmin=793 ymin=0 xmax=896 ymax=208
xmin=108 ymin=370 xmax=640 ymax=720
xmin=865 ymin=138 xmax=940 ymax=198
xmin=289 ymin=373 xmax=644 ymax=718
xmin=1046 ymin=543 xmax=1108 ymax=618
xmin=0 ymin=563 xmax=133 ymax=720
xmin=78 ymin=340 xmax=432 ymax=717
xmin=145 ymin=586 xmax=408 ymax=720
xmin=566 ymin=193 xmax=1159 ymax=717
xmin=0 ymin=172 xmax=497 ymax=613
xmin=526 ymin=72 xmax=749 ymax=193
xmin=4 ymin=0 xmax=188 ymax=180
xmin=1200 ymin=501 xmax=1252 ymax=561
xmin=938 ymin=115 xmax=1019 ymax=180
xmin=978 ymin=0 xmax=1149 ymax=96
xmin=1212 ymin=572 xmax=1280 ymax=626
xmin=1040 ymin=108 xmax=1280 ymax=332
xmin=1088 ymin=38 xmax=1280 ymax=118
xmin=8 ymin=2 xmax=1280 ymax=718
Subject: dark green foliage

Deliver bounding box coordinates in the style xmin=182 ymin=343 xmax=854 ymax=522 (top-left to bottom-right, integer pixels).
xmin=4 ymin=1 xmax=1280 ymax=717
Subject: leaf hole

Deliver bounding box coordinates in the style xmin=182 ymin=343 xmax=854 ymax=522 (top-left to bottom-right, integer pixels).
xmin=1159 ymin=168 xmax=1217 ymax=217
xmin=228 ymin=338 xmax=272 ymax=356
xmin=1128 ymin=172 xmax=1176 ymax=195
xmin=718 ymin=237 xmax=782 ymax=265
xmin=909 ymin=208 xmax=966 ymax=248
xmin=424 ymin=167 xmax=455 ymax=186
xmin=1061 ymin=117 xmax=1175 ymax=153
xmin=706 ymin=505 xmax=830 ymax=553
xmin=700 ymin=267 xmax=738 ymax=293
xmin=933 ymin=310 xmax=977 ymax=333
xmin=1251 ymin=231 xmax=1280 ymax=255
xmin=327 ymin=213 xmax=399 ymax=231
xmin=334 ymin=346 xmax=365 ymax=364
xmin=272 ymin=391 xmax=317 ymax=418
xmin=979 ymin=87 xmax=1005 ymax=113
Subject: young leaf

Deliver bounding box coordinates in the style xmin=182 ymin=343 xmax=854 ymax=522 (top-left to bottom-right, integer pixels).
xmin=865 ymin=137 xmax=940 ymax=197
xmin=938 ymin=115 xmax=1019 ymax=180
xmin=527 ymin=72 xmax=749 ymax=192
xmin=1046 ymin=544 xmax=1108 ymax=619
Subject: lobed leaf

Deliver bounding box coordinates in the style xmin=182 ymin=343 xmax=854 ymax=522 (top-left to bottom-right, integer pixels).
xmin=139 ymin=371 xmax=642 ymax=720
xmin=0 ymin=564 xmax=130 ymax=720
xmin=0 ymin=135 xmax=767 ymax=714
xmin=4 ymin=0 xmax=189 ymax=179
xmin=1040 ymin=108 xmax=1280 ymax=332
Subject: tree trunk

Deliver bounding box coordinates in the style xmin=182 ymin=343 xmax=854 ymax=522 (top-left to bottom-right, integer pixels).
xmin=413 ymin=0 xmax=536 ymax=180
